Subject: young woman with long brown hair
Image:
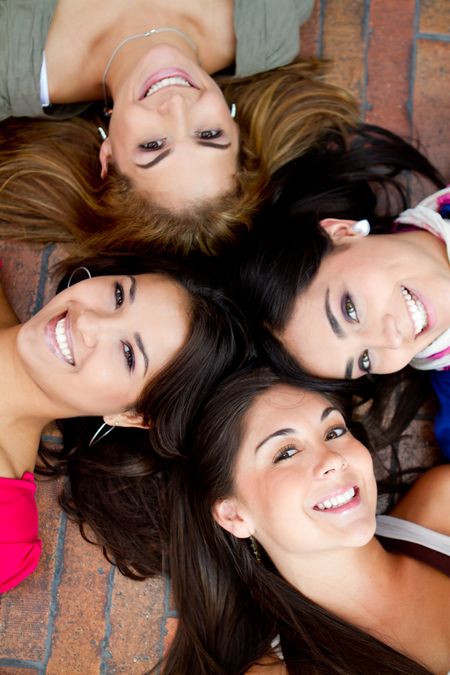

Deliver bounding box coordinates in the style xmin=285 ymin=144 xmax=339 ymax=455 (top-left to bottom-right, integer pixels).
xmin=0 ymin=1 xmax=360 ymax=254
xmin=0 ymin=253 xmax=247 ymax=593
xmin=162 ymin=367 xmax=449 ymax=674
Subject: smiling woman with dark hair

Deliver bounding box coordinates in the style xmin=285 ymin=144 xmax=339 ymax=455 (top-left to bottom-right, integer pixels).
xmin=161 ymin=367 xmax=449 ymax=674
xmin=0 ymin=253 xmax=247 ymax=592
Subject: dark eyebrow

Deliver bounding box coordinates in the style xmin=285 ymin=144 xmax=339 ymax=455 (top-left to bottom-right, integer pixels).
xmin=135 ymin=149 xmax=172 ymax=169
xmin=128 ymin=275 xmax=136 ymax=302
xmin=321 ymin=406 xmax=344 ymax=421
xmin=344 ymin=358 xmax=354 ymax=379
xmin=195 ymin=140 xmax=232 ymax=150
xmin=134 ymin=332 xmax=149 ymax=375
xmin=255 ymin=428 xmax=296 ymax=452
xmin=325 ymin=288 xmax=346 ymax=338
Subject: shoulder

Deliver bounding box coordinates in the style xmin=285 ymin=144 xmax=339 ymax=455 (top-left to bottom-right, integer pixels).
xmin=389 ymin=466 xmax=450 ymax=536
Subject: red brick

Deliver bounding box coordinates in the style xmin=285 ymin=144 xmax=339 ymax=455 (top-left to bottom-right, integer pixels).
xmin=299 ymin=1 xmax=321 ymax=58
xmin=419 ymin=0 xmax=450 ymax=34
xmin=365 ymin=0 xmax=415 ymax=137
xmin=322 ymin=0 xmax=366 ymax=101
xmin=413 ymin=38 xmax=450 ymax=179
xmin=46 ymin=521 xmax=109 ymax=675
xmin=106 ymin=574 xmax=167 ymax=673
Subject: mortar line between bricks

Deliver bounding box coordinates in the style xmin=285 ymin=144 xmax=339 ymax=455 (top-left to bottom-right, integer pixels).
xmin=416 ymin=32 xmax=450 ymax=42
xmin=318 ymin=0 xmax=325 ymax=57
xmin=42 ymin=512 xmax=68 ymax=670
xmin=31 ymin=244 xmax=55 ymax=315
xmin=406 ymin=0 xmax=420 ymax=134
xmin=0 ymin=658 xmax=44 ymax=670
xmin=100 ymin=564 xmax=116 ymax=674
xmin=154 ymin=575 xmax=172 ymax=674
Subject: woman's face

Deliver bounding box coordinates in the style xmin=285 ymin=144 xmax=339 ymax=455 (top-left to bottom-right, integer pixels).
xmin=216 ymin=386 xmax=377 ymax=561
xmin=17 ymin=273 xmax=189 ymax=418
xmin=280 ymin=225 xmax=450 ymax=379
xmin=100 ymin=45 xmax=239 ymax=209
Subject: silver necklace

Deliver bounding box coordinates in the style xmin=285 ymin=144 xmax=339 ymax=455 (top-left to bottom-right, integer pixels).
xmin=102 ymin=27 xmax=198 ymax=114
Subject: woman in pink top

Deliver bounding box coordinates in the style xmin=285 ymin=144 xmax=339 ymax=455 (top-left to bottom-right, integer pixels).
xmin=0 ymin=254 xmax=245 ymax=593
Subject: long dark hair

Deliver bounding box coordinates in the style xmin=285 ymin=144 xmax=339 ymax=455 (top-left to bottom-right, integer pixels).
xmin=237 ymin=124 xmax=442 ymax=443
xmin=162 ymin=367 xmax=431 ymax=674
xmin=38 ymin=254 xmax=250 ymax=579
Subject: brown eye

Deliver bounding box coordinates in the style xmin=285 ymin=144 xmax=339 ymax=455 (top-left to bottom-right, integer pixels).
xmin=359 ymin=350 xmax=371 ymax=373
xmin=344 ymin=295 xmax=358 ymax=322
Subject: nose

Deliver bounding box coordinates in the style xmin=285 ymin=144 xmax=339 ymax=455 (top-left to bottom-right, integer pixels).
xmin=379 ymin=314 xmax=403 ymax=349
xmin=156 ymin=92 xmax=192 ymax=123
xmin=314 ymin=446 xmax=348 ymax=478
xmin=76 ymin=309 xmax=110 ymax=349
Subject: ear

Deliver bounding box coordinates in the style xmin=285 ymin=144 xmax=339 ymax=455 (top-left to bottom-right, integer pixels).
xmin=319 ymin=218 xmax=361 ymax=244
xmin=103 ymin=410 xmax=150 ymax=430
xmin=212 ymin=498 xmax=254 ymax=539
xmin=99 ymin=138 xmax=112 ymax=178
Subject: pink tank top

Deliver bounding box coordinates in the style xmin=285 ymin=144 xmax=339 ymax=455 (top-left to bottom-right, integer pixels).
xmin=0 ymin=472 xmax=42 ymax=593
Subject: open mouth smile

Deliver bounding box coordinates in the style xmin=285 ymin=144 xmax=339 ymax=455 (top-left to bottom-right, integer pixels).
xmin=314 ymin=486 xmax=359 ymax=512
xmin=53 ymin=312 xmax=75 ymax=365
xmin=401 ymin=286 xmax=428 ymax=337
xmin=140 ymin=69 xmax=198 ymax=99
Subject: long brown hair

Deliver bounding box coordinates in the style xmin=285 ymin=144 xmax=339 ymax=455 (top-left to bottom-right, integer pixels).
xmin=0 ymin=60 xmax=359 ymax=255
xmin=161 ymin=367 xmax=432 ymax=674
xmin=38 ymin=253 xmax=251 ymax=579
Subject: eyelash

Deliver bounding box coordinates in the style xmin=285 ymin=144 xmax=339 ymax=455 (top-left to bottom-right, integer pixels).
xmin=114 ymin=282 xmax=125 ymax=308
xmin=342 ymin=294 xmax=371 ymax=375
xmin=273 ymin=445 xmax=299 ymax=463
xmin=113 ymin=283 xmax=135 ymax=371
xmin=139 ymin=138 xmax=167 ymax=151
xmin=343 ymin=294 xmax=358 ymax=322
xmin=196 ymin=129 xmax=223 ymax=140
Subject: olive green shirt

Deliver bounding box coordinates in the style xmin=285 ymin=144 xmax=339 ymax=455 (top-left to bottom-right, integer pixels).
xmin=0 ymin=0 xmax=314 ymax=122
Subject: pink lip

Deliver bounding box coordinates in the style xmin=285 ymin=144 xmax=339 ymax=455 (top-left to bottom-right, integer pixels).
xmin=44 ymin=311 xmax=76 ymax=366
xmin=138 ymin=68 xmax=198 ymax=100
xmin=313 ymin=486 xmax=360 ymax=514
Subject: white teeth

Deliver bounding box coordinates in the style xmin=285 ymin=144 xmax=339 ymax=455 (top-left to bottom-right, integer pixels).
xmin=401 ymin=286 xmax=428 ymax=336
xmin=54 ymin=317 xmax=74 ymax=365
xmin=316 ymin=487 xmax=355 ymax=511
xmin=145 ymin=76 xmax=191 ymax=97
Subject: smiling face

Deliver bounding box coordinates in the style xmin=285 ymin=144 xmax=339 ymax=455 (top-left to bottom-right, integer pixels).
xmin=215 ymin=386 xmax=377 ymax=564
xmin=17 ymin=273 xmax=190 ymax=418
xmin=280 ymin=223 xmax=450 ymax=379
xmin=100 ymin=44 xmax=239 ymax=208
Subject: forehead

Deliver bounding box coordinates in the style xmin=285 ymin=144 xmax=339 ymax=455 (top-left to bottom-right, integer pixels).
xmin=241 ymin=386 xmax=331 ymax=445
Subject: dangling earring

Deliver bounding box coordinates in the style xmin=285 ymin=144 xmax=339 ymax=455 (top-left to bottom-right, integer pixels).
xmin=66 ymin=266 xmax=92 ymax=289
xmin=352 ymin=219 xmax=371 ymax=236
xmin=97 ymin=126 xmax=108 ymax=141
xmin=89 ymin=421 xmax=119 ymax=448
xmin=230 ymin=103 xmax=237 ymax=119
xmin=249 ymin=535 xmax=261 ymax=562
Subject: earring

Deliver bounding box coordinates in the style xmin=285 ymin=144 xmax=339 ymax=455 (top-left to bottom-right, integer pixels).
xmin=66 ymin=266 xmax=92 ymax=289
xmin=89 ymin=421 xmax=118 ymax=448
xmin=352 ymin=219 xmax=371 ymax=236
xmin=97 ymin=126 xmax=108 ymax=141
xmin=249 ymin=535 xmax=261 ymax=563
xmin=230 ymin=103 xmax=237 ymax=119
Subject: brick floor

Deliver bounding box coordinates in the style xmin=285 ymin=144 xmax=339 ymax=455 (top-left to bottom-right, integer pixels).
xmin=1 ymin=2 xmax=449 ymax=673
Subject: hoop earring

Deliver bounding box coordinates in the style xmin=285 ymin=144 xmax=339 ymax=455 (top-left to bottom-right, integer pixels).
xmin=97 ymin=126 xmax=108 ymax=141
xmin=230 ymin=103 xmax=237 ymax=119
xmin=66 ymin=266 xmax=92 ymax=289
xmin=89 ymin=421 xmax=118 ymax=448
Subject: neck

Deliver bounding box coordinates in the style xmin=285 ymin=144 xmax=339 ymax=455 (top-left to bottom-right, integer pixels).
xmin=273 ymin=537 xmax=401 ymax=630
